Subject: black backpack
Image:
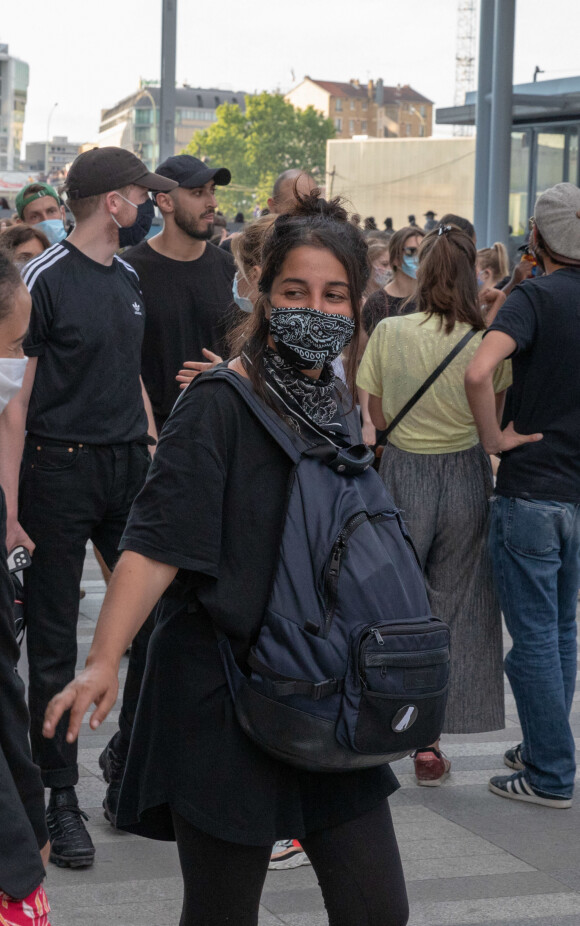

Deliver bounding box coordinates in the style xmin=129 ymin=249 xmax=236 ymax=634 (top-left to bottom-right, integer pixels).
xmin=201 ymin=368 xmax=451 ymax=772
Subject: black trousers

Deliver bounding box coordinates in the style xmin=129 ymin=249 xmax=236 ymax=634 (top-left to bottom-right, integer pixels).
xmin=172 ymin=800 xmax=409 ymax=926
xmin=19 ymin=435 xmax=151 ymax=789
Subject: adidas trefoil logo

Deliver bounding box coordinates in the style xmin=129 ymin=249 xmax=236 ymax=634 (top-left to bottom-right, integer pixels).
xmin=132 ymin=302 xmax=143 ymax=316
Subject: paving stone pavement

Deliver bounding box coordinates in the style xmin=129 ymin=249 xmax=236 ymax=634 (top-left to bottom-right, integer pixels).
xmin=34 ymin=545 xmax=580 ymax=926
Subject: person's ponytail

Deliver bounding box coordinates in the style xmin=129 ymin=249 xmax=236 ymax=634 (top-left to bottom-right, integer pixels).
xmin=416 ymin=225 xmax=484 ymax=333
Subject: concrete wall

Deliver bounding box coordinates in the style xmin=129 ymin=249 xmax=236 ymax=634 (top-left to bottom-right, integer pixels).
xmin=326 ymin=137 xmax=476 ymax=227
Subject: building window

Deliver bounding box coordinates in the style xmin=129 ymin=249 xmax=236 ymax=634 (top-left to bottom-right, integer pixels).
xmin=335 ymin=98 xmax=342 ymax=112
xmin=335 ymin=117 xmax=342 ymax=131
xmin=420 ymin=105 xmax=426 ymax=117
xmin=135 ymin=108 xmax=154 ymax=125
xmin=362 ymin=120 xmax=367 ymax=132
xmin=350 ymin=100 xmax=355 ymax=111
xmin=419 ymin=125 xmax=425 ymax=137
xmin=406 ymin=123 xmax=411 ymax=136
xmin=362 ymin=100 xmax=368 ymax=111
xmin=349 ymin=120 xmax=355 ymax=133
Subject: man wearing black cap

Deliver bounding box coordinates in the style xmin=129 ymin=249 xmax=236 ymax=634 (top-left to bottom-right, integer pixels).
xmin=0 ymin=147 xmax=177 ymax=869
xmin=121 ymin=154 xmax=235 ymax=433
xmin=423 ymin=210 xmax=437 ymax=232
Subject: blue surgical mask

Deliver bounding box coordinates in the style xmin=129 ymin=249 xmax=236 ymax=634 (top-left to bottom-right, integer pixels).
xmin=35 ymin=219 xmax=67 ymax=245
xmin=111 ymin=193 xmax=155 ymax=248
xmin=401 ymin=255 xmax=418 ymax=279
xmin=232 ymin=273 xmax=254 ymax=313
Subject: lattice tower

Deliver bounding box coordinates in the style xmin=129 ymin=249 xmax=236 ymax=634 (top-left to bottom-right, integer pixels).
xmin=453 ymin=0 xmax=478 ymax=136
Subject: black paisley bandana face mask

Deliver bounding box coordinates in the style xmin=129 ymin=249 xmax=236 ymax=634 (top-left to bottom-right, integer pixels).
xmin=269 ymin=305 xmax=355 ymax=370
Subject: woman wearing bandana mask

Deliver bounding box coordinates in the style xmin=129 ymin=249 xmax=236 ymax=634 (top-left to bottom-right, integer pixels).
xmin=44 ymin=195 xmax=410 ymax=926
xmin=0 ymin=253 xmax=53 ymax=924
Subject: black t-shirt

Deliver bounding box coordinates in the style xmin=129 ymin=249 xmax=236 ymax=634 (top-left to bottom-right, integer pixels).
xmin=22 ymin=241 xmax=148 ymax=444
xmin=117 ymin=377 xmax=397 ymax=844
xmin=489 ymin=268 xmax=580 ymax=502
xmin=362 ymin=292 xmax=416 ymax=335
xmin=123 ymin=240 xmax=236 ymax=419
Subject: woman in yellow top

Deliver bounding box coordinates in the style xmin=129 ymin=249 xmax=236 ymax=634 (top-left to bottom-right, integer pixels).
xmin=357 ymin=224 xmax=512 ymax=786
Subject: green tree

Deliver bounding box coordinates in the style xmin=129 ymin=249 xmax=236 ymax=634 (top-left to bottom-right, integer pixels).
xmin=183 ymin=92 xmax=335 ymax=216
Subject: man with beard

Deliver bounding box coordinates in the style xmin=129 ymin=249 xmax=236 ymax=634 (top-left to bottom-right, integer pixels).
xmin=122 ymin=155 xmax=235 ymax=432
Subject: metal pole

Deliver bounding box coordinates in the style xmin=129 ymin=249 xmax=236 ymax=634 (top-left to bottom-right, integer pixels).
xmin=45 ymin=102 xmax=58 ymax=177
xmin=487 ymin=0 xmax=516 ymax=246
xmin=159 ymin=0 xmax=177 ymax=165
xmin=526 ymin=129 xmax=538 ymax=224
xmin=473 ymin=0 xmax=494 ymax=245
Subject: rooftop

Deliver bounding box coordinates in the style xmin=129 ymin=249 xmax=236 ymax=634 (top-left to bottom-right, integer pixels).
xmin=437 ymin=75 xmax=580 ymax=126
xmin=101 ymin=85 xmax=249 ymax=120
xmin=304 ymin=78 xmax=433 ymax=105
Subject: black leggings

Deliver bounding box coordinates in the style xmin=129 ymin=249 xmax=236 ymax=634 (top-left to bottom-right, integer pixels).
xmin=171 ymin=800 xmax=409 ymax=926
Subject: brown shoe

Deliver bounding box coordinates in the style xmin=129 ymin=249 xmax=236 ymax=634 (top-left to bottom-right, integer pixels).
xmin=412 ymin=747 xmax=451 ymax=786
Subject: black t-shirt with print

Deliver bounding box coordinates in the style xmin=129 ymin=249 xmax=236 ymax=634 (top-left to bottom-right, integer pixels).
xmin=123 ymin=240 xmax=236 ymax=420
xmin=22 ymin=241 xmax=148 ymax=444
xmin=489 ymin=268 xmax=580 ymax=503
xmin=117 ymin=377 xmax=398 ymax=844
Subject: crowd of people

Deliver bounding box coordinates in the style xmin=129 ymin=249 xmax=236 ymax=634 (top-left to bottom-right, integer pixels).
xmin=0 ymin=146 xmax=578 ymax=926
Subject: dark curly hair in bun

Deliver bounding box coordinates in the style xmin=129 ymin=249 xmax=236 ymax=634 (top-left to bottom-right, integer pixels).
xmin=228 ymin=191 xmax=369 ymax=401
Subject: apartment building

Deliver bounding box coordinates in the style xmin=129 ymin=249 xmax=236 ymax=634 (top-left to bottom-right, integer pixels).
xmin=286 ymin=77 xmax=433 ymax=140
xmin=98 ymin=83 xmax=249 ymax=169
xmin=0 ymin=43 xmax=29 ymax=170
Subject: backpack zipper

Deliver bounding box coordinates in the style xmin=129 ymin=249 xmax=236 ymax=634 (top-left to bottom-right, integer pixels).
xmin=323 ymin=511 xmax=393 ymax=637
xmin=359 ymin=620 xmax=447 ymax=685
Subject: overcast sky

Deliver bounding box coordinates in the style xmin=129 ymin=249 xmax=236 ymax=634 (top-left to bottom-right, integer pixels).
xmin=3 ymin=0 xmax=580 ymax=150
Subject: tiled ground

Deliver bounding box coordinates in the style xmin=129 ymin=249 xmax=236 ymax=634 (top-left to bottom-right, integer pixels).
xmin=38 ymin=545 xmax=580 ymax=925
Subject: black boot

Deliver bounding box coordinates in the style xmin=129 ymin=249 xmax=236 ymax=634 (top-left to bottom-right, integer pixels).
xmin=46 ymin=787 xmax=95 ymax=868
xmin=99 ymin=733 xmax=127 ymax=828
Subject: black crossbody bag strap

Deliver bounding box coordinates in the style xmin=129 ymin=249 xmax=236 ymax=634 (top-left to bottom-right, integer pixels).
xmin=376 ymin=328 xmax=478 ymax=448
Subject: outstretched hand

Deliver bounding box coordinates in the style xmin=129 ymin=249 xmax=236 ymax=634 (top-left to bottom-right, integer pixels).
xmin=497 ymin=421 xmax=543 ymax=454
xmin=176 ymin=350 xmax=223 ymax=389
xmin=43 ymin=663 xmax=119 ymax=745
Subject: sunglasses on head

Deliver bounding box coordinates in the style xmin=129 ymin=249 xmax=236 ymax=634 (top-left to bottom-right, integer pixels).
xmin=403 ymin=246 xmax=418 ymax=257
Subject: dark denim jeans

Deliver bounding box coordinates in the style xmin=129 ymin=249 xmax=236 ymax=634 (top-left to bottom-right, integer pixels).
xmin=489 ymin=495 xmax=580 ymax=798
xmin=19 ymin=436 xmax=151 ymax=789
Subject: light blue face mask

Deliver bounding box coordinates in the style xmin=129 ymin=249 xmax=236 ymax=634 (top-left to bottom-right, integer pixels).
xmin=232 ymin=273 xmax=253 ymax=313
xmin=401 ymin=255 xmax=418 ymax=279
xmin=35 ymin=219 xmax=67 ymax=245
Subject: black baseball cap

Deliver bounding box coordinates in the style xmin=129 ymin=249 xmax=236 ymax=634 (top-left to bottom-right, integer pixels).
xmin=155 ymin=154 xmax=231 ymax=189
xmin=64 ymin=147 xmax=178 ymax=200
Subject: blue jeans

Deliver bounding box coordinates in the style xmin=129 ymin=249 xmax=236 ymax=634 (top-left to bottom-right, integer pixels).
xmin=489 ymin=496 xmax=580 ymax=798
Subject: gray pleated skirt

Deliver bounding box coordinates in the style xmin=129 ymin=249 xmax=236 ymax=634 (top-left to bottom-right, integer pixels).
xmin=379 ymin=442 xmax=505 ymax=734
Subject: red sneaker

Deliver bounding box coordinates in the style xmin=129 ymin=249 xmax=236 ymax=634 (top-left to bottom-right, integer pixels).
xmin=412 ymin=747 xmax=451 ymax=787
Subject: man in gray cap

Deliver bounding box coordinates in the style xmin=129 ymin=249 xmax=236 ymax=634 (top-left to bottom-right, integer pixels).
xmin=465 ymin=182 xmax=580 ymax=810
xmin=0 ymin=147 xmax=177 ymax=868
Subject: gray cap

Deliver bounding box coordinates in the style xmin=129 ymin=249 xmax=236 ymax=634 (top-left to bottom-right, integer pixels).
xmin=534 ymin=182 xmax=580 ymax=260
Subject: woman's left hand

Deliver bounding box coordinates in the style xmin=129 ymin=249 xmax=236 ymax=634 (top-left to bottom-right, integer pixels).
xmin=362 ymin=420 xmax=376 ymax=447
xmin=176 ymin=350 xmax=223 ymax=389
